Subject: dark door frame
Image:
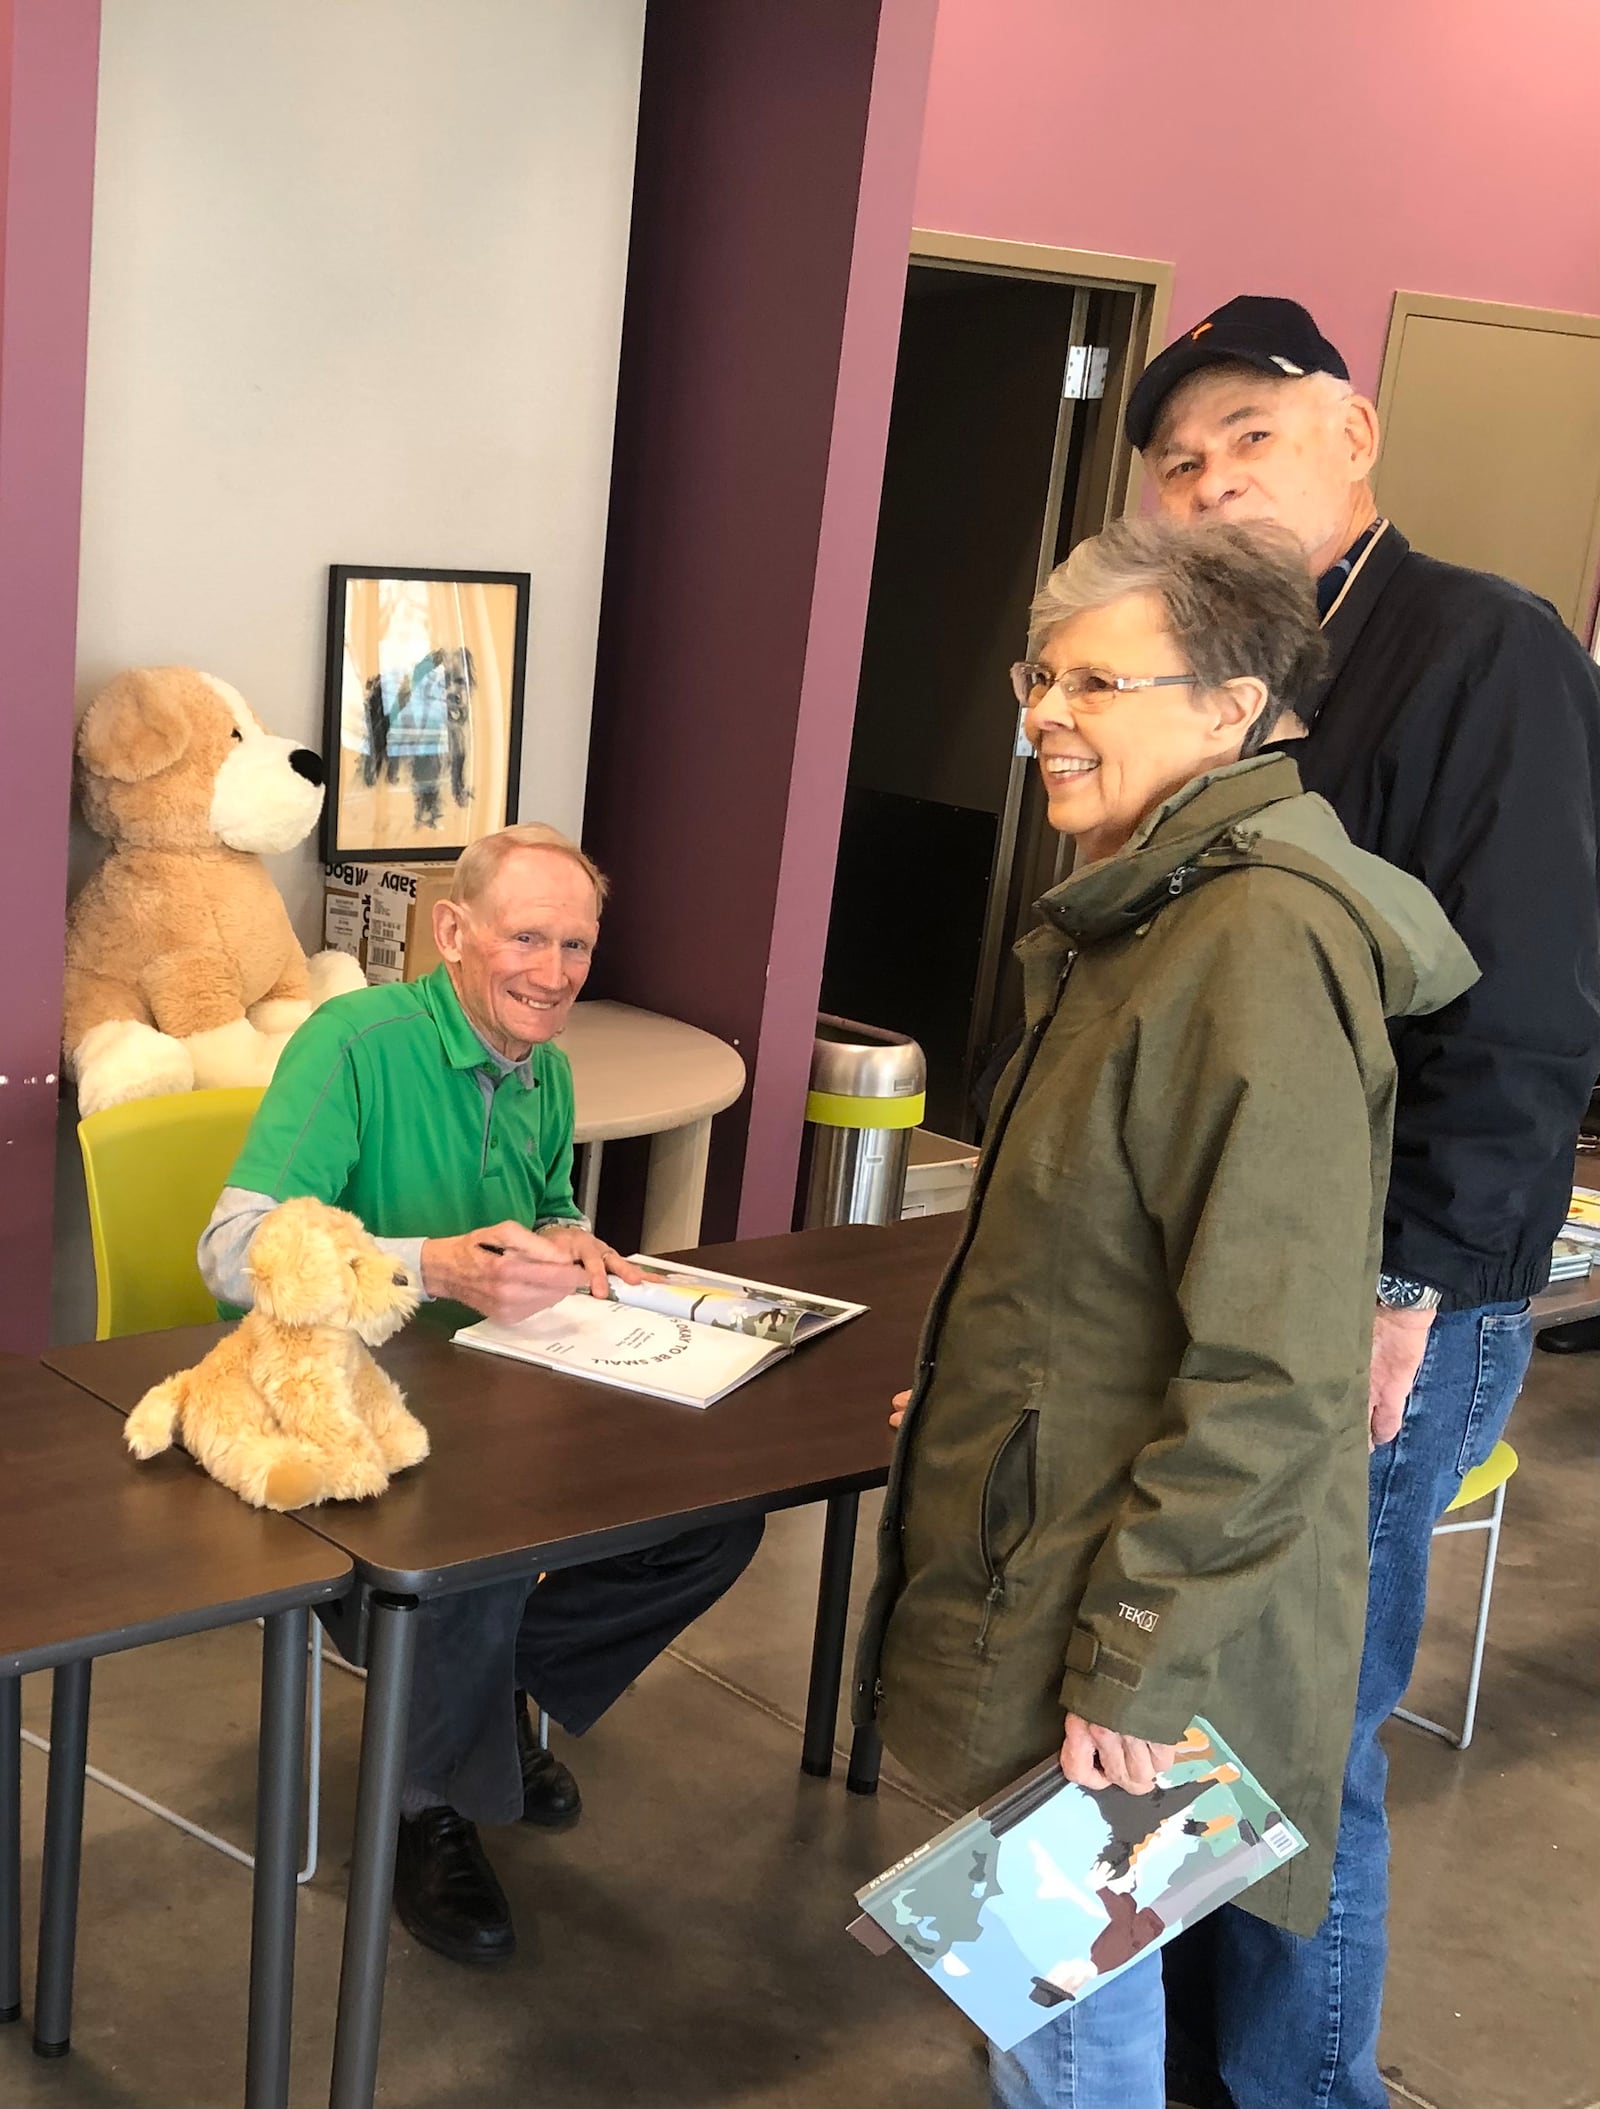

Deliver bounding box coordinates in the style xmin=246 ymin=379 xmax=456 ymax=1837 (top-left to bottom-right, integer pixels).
xmin=905 ymin=230 xmax=1174 ymax=1122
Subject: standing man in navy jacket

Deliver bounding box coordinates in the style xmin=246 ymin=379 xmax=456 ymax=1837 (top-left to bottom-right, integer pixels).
xmin=1124 ymin=296 xmax=1600 ymax=2109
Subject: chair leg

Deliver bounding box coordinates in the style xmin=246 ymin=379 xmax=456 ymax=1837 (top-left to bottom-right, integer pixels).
xmin=1456 ymin=1480 xmax=1507 ymax=1752
xmin=297 ymin=1632 xmax=324 ymax=1887
xmin=1392 ymin=1483 xmax=1510 ymax=1749
xmin=20 ymin=1624 xmax=331 ymax=1881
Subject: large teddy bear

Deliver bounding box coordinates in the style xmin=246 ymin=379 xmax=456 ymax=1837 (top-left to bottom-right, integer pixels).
xmin=63 ymin=666 xmax=367 ymax=1116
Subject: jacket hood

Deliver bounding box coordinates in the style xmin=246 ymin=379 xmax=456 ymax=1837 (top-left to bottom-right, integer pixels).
xmin=1032 ymin=752 xmax=1478 ymax=1021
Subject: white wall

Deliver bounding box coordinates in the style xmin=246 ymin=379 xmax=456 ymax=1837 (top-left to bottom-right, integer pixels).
xmin=75 ymin=0 xmax=646 ymax=938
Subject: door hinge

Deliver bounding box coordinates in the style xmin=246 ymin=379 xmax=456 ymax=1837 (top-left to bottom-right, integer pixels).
xmin=1063 ymin=346 xmax=1109 ymax=400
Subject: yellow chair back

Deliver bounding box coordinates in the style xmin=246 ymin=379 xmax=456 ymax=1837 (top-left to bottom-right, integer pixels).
xmin=1447 ymin=1439 xmax=1518 ymax=1514
xmin=77 ymin=1088 xmax=265 ymax=1338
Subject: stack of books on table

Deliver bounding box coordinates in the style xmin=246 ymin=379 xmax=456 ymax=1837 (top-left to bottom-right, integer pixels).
xmin=1552 ymin=1186 xmax=1600 ymax=1280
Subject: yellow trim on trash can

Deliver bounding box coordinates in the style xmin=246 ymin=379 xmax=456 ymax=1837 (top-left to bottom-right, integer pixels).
xmin=804 ymin=1089 xmax=925 ymax=1130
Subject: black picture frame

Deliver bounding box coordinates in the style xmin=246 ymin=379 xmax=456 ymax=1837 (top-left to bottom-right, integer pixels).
xmin=320 ymin=563 xmax=530 ymax=863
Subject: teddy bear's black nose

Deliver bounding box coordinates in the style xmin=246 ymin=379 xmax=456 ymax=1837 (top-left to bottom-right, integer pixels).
xmin=392 ymin=1271 xmax=410 ymax=1287
xmin=289 ymin=748 xmax=325 ymax=787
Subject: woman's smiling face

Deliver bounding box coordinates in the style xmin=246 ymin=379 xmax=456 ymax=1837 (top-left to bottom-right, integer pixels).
xmin=1024 ymin=590 xmax=1258 ymax=862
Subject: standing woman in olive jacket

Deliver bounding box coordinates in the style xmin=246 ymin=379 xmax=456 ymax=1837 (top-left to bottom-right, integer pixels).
xmin=854 ymin=519 xmax=1476 ymax=2109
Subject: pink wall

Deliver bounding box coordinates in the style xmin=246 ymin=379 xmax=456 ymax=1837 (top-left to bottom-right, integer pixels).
xmin=915 ymin=0 xmax=1600 ymax=393
xmin=0 ymin=0 xmax=100 ymax=1354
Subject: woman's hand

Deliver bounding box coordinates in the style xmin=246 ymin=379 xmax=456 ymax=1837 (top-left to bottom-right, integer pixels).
xmin=888 ymin=1388 xmax=911 ymax=1429
xmin=1059 ymin=1713 xmax=1178 ymax=1794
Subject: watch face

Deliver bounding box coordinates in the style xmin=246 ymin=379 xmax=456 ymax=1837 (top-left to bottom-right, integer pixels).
xmin=1378 ymin=1273 xmax=1422 ymax=1307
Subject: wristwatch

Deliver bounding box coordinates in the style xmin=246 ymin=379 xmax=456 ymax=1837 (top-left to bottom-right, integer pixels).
xmin=1377 ymin=1272 xmax=1442 ymax=1312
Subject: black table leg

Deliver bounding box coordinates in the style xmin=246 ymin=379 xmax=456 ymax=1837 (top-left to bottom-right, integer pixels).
xmin=0 ymin=1675 xmax=19 ymax=2024
xmin=328 ymin=1592 xmax=418 ymax=2109
xmin=33 ymin=1658 xmax=91 ymax=2058
xmin=802 ymin=1491 xmax=859 ymax=1778
xmin=245 ymin=1607 xmax=309 ymax=2109
xmin=846 ymin=1721 xmax=882 ymax=1796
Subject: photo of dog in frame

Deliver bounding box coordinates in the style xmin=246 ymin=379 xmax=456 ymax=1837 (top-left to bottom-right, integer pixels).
xmin=323 ymin=565 xmax=529 ymax=861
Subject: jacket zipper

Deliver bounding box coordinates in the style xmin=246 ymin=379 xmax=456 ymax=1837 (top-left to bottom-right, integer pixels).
xmin=973 ymin=1409 xmax=1038 ymax=1656
xmin=892 ymin=953 xmax=1076 ymax=1466
xmin=974 ymin=1579 xmax=1004 ymax=1657
xmin=862 ymin=954 xmax=1072 ymax=1715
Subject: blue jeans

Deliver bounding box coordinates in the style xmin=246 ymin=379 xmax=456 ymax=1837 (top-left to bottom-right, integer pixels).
xmin=990 ymin=1950 xmax=1166 ymax=2109
xmin=1209 ymin=1298 xmax=1533 ymax=2109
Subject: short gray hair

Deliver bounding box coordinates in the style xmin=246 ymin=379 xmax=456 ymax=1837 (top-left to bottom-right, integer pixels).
xmin=450 ymin=822 xmax=609 ymax=912
xmin=1029 ymin=517 xmax=1326 ymax=751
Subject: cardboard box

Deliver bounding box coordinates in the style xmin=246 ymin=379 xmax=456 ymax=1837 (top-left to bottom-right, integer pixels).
xmin=322 ymin=862 xmax=456 ymax=985
xmin=901 ymin=1128 xmax=981 ymax=1219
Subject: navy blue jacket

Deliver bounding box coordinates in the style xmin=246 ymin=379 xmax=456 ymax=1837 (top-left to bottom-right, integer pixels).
xmin=1290 ymin=523 xmax=1600 ymax=1309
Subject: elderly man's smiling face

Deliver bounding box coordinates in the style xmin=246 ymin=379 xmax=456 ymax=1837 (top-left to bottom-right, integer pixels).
xmin=434 ymin=846 xmax=599 ymax=1062
xmin=1148 ymin=367 xmax=1379 ymax=574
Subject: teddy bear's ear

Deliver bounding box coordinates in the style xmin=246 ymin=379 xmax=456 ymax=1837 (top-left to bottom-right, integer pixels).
xmin=248 ymin=1199 xmax=343 ymax=1328
xmin=77 ymin=671 xmax=193 ymax=783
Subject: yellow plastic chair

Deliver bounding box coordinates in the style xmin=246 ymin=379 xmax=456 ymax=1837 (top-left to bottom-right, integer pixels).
xmin=79 ymin=1089 xmax=264 ymax=1338
xmin=1393 ymin=1439 xmax=1518 ymax=1751
xmin=48 ymin=1089 xmax=329 ymax=1884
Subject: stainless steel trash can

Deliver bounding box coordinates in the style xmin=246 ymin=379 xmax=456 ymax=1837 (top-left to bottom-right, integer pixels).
xmin=802 ymin=1015 xmax=926 ymax=1227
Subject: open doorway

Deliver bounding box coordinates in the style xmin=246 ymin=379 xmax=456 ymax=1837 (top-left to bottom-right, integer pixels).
xmin=819 ymin=236 xmax=1171 ymax=1137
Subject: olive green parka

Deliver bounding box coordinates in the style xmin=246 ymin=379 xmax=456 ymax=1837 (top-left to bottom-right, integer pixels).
xmin=853 ymin=754 xmax=1477 ymax=1934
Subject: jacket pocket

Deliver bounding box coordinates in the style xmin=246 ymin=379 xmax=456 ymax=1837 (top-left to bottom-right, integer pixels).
xmin=975 ymin=1409 xmax=1039 ymax=1655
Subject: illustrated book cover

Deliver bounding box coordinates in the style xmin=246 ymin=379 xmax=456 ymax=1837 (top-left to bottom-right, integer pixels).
xmin=848 ymin=1719 xmax=1304 ymax=2050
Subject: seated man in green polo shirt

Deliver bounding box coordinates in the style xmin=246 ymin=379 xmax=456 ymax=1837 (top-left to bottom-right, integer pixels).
xmin=199 ymin=823 xmax=763 ymax=1966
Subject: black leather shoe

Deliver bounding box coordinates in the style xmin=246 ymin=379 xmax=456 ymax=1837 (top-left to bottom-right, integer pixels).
xmin=516 ymin=1692 xmax=583 ymax=1829
xmin=393 ymin=1806 xmax=515 ymax=1965
xmin=1535 ymin=1314 xmax=1600 ymax=1354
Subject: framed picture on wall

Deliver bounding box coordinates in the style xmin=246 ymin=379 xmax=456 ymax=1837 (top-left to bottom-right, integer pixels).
xmin=320 ymin=564 xmax=530 ymax=861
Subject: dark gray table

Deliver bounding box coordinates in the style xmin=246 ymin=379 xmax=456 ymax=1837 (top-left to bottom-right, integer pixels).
xmin=46 ymin=1214 xmax=958 ymax=2109
xmin=0 ymin=1355 xmax=352 ymax=2109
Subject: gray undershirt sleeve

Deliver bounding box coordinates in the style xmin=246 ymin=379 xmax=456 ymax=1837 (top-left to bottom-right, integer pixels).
xmin=198 ymin=1186 xmax=430 ymax=1307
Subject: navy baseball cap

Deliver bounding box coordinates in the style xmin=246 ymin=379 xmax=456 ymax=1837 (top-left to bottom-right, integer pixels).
xmin=1125 ymin=296 xmax=1350 ymax=453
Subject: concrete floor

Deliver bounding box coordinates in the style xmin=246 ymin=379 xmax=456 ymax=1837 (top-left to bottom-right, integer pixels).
xmin=18 ymin=1126 xmax=1598 ymax=2108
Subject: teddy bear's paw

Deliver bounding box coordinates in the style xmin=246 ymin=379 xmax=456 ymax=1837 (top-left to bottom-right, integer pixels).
xmin=256 ymin=1456 xmax=331 ymax=1512
xmin=125 ymin=1381 xmax=181 ymax=1458
xmin=247 ymin=997 xmax=312 ymax=1036
xmin=379 ymin=1415 xmax=431 ymax=1473
xmin=320 ymin=1452 xmax=391 ymax=1504
xmin=71 ymin=1019 xmax=194 ymax=1116
xmin=184 ymin=1016 xmax=290 ymax=1089
xmin=306 ymin=950 xmax=368 ymax=1007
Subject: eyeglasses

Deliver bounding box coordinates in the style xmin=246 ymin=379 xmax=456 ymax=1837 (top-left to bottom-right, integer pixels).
xmin=1009 ymin=662 xmax=1199 ymax=712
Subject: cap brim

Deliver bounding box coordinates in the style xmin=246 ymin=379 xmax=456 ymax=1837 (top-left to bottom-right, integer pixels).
xmin=1125 ymin=342 xmax=1301 ymax=454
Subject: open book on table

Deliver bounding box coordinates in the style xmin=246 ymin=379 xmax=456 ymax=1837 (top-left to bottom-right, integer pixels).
xmin=847 ymin=1717 xmax=1304 ymax=2051
xmin=452 ymin=1255 xmax=866 ymax=1408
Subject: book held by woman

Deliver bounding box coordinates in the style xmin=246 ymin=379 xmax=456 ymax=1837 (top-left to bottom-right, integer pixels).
xmin=848 ymin=1720 xmax=1303 ymax=2050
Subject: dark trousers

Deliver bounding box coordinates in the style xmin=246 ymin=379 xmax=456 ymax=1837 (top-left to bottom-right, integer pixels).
xmin=402 ymin=1516 xmax=764 ymax=1825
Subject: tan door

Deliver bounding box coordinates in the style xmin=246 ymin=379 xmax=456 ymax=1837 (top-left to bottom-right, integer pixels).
xmin=1374 ymin=291 xmax=1600 ymax=634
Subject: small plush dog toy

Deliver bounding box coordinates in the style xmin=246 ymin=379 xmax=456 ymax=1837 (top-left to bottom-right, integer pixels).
xmin=124 ymin=1197 xmax=429 ymax=1511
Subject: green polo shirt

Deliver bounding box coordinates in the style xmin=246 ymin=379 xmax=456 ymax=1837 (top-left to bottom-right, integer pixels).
xmin=229 ymin=965 xmax=583 ymax=1246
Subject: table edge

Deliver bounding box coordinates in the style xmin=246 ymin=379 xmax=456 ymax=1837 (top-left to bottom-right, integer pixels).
xmin=299 ymin=1466 xmax=891 ymax=1600
xmin=0 ymin=1565 xmax=353 ymax=1680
